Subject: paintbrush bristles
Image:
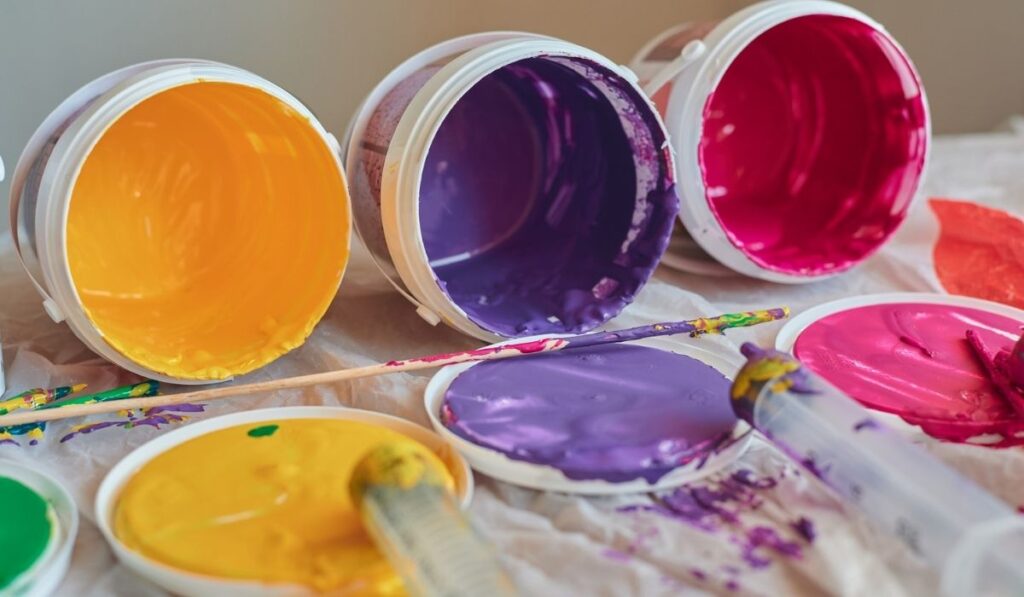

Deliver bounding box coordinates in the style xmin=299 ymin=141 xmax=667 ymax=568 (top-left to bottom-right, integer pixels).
xmin=0 ymin=308 xmax=789 ymax=428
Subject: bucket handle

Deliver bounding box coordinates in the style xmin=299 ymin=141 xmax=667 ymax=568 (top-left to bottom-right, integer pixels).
xmin=8 ymin=160 xmax=66 ymax=323
xmin=641 ymin=39 xmax=708 ymax=100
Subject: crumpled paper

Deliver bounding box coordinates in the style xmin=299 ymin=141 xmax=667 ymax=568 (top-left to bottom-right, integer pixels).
xmin=2 ymin=128 xmax=1024 ymax=596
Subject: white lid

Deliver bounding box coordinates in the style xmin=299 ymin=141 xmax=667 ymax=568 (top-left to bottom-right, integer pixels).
xmin=96 ymin=406 xmax=473 ymax=597
xmin=424 ymin=335 xmax=751 ymax=495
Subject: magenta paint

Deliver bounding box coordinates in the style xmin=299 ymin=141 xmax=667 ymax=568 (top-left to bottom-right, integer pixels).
xmin=793 ymin=302 xmax=1024 ymax=445
xmin=421 ymin=58 xmax=677 ymax=337
xmin=346 ymin=35 xmax=677 ymax=340
xmin=630 ymin=8 xmax=928 ymax=280
xmin=699 ymin=15 xmax=927 ymax=276
xmin=440 ymin=344 xmax=735 ymax=483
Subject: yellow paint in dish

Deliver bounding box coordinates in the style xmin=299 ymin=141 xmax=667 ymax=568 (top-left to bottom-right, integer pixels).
xmin=67 ymin=82 xmax=350 ymax=380
xmin=113 ymin=419 xmax=455 ymax=594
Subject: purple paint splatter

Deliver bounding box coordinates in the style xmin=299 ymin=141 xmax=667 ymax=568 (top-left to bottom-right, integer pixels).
xmin=60 ymin=403 xmax=205 ymax=443
xmin=853 ymin=418 xmax=879 ymax=432
xmin=791 ymin=516 xmax=816 ymax=542
xmin=619 ymin=467 xmax=815 ymax=573
xmin=739 ymin=526 xmax=803 ymax=568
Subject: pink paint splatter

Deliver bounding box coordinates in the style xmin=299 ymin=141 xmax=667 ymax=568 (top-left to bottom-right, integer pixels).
xmin=385 ymin=338 xmax=564 ymax=367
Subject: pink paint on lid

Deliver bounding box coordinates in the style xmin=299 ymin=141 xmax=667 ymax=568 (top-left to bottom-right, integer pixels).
xmin=793 ymin=301 xmax=1024 ymax=446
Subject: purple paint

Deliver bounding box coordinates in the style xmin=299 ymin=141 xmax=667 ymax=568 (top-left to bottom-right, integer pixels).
xmin=853 ymin=418 xmax=879 ymax=432
xmin=441 ymin=344 xmax=735 ymax=483
xmin=59 ymin=403 xmax=205 ymax=443
xmin=618 ymin=468 xmax=813 ymax=571
xmin=740 ymin=527 xmax=803 ymax=568
xmin=420 ymin=57 xmax=677 ymax=336
xmin=791 ymin=517 xmax=816 ymax=542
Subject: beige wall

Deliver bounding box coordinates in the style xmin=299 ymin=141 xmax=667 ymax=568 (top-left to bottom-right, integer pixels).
xmin=736 ymin=0 xmax=1024 ymax=134
xmin=2 ymin=0 xmax=1022 ymax=228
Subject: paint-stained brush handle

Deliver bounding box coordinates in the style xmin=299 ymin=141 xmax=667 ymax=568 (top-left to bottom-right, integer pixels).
xmin=0 ymin=307 xmax=789 ymax=428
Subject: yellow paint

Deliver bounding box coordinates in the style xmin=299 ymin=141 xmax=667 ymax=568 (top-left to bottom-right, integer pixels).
xmin=67 ymin=82 xmax=350 ymax=380
xmin=114 ymin=419 xmax=455 ymax=594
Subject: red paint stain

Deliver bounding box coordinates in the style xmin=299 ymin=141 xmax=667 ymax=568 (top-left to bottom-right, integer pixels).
xmin=931 ymin=198 xmax=1024 ymax=309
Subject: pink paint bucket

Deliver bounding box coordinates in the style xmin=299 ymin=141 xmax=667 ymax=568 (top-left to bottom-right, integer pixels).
xmin=631 ymin=1 xmax=929 ymax=282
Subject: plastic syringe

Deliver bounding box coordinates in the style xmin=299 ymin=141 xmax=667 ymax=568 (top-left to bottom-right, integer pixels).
xmin=731 ymin=343 xmax=1024 ymax=596
xmin=350 ymin=442 xmax=515 ymax=597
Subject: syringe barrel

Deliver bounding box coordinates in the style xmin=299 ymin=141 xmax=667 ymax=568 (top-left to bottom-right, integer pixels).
xmin=750 ymin=368 xmax=1024 ymax=596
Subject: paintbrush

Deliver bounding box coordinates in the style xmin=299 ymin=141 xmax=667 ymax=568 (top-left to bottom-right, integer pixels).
xmin=0 ymin=307 xmax=788 ymax=428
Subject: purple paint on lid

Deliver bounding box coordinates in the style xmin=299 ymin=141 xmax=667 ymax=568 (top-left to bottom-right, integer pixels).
xmin=441 ymin=344 xmax=735 ymax=483
xmin=420 ymin=56 xmax=677 ymax=337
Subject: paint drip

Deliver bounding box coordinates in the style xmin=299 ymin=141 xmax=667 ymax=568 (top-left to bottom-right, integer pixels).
xmin=420 ymin=57 xmax=677 ymax=336
xmin=113 ymin=419 xmax=454 ymax=593
xmin=793 ymin=302 xmax=1024 ymax=445
xmin=0 ymin=476 xmax=55 ymax=590
xmin=441 ymin=344 xmax=736 ymax=483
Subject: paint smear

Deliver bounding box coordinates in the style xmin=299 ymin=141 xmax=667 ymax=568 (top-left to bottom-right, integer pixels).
xmin=442 ymin=344 xmax=736 ymax=483
xmin=700 ymin=15 xmax=926 ymax=276
xmin=617 ymin=468 xmax=813 ymax=574
xmin=60 ymin=403 xmax=205 ymax=443
xmin=421 ymin=57 xmax=677 ymax=337
xmin=113 ymin=419 xmax=454 ymax=593
xmin=67 ymin=82 xmax=350 ymax=380
xmin=931 ymin=198 xmax=1024 ymax=309
xmin=0 ymin=477 xmax=55 ymax=590
xmin=793 ymin=302 xmax=1024 ymax=446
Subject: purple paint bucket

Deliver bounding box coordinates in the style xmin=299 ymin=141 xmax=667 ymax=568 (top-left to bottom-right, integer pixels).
xmin=345 ymin=33 xmax=678 ymax=341
xmin=630 ymin=1 xmax=930 ymax=282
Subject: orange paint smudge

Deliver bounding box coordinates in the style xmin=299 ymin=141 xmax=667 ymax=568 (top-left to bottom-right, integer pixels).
xmin=931 ymin=198 xmax=1024 ymax=308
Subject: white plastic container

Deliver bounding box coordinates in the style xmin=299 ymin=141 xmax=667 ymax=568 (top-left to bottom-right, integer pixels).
xmin=345 ymin=33 xmax=679 ymax=342
xmin=630 ymin=1 xmax=930 ymax=282
xmin=9 ymin=60 xmax=352 ymax=384
xmin=95 ymin=406 xmax=473 ymax=597
xmin=0 ymin=460 xmax=79 ymax=597
xmin=424 ymin=334 xmax=750 ymax=495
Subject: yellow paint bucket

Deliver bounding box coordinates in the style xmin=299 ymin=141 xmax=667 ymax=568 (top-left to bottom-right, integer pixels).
xmin=9 ymin=60 xmax=351 ymax=383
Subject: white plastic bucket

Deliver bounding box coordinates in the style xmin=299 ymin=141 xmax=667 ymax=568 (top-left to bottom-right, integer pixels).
xmin=9 ymin=60 xmax=352 ymax=384
xmin=630 ymin=1 xmax=930 ymax=282
xmin=345 ymin=33 xmax=679 ymax=342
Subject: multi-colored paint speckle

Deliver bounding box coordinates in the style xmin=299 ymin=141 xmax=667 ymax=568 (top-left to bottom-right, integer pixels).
xmin=0 ymin=384 xmax=86 ymax=447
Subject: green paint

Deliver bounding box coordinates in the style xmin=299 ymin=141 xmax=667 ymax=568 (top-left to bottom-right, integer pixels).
xmin=247 ymin=424 xmax=279 ymax=438
xmin=42 ymin=380 xmax=160 ymax=410
xmin=0 ymin=477 xmax=53 ymax=589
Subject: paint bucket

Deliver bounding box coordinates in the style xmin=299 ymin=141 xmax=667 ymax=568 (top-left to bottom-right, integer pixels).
xmin=9 ymin=60 xmax=351 ymax=383
xmin=630 ymin=1 xmax=930 ymax=282
xmin=345 ymin=33 xmax=679 ymax=341
xmin=424 ymin=334 xmax=750 ymax=495
xmin=96 ymin=406 xmax=473 ymax=596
